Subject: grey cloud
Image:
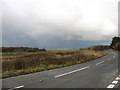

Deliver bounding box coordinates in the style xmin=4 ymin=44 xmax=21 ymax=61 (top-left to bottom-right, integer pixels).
xmin=2 ymin=0 xmax=118 ymax=49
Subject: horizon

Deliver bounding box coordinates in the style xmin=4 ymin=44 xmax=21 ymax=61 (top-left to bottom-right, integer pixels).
xmin=2 ymin=40 xmax=111 ymax=50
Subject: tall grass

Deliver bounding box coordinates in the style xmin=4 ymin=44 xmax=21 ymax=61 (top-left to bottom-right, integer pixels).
xmin=2 ymin=48 xmax=108 ymax=78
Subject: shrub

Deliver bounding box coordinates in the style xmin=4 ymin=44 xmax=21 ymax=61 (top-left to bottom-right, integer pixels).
xmin=1 ymin=47 xmax=46 ymax=52
xmin=111 ymin=37 xmax=120 ymax=48
xmin=92 ymin=45 xmax=109 ymax=51
xmin=39 ymin=48 xmax=46 ymax=51
xmin=114 ymin=42 xmax=120 ymax=51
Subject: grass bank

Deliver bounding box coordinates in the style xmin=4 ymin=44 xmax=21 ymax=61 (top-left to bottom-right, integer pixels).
xmin=2 ymin=48 xmax=108 ymax=78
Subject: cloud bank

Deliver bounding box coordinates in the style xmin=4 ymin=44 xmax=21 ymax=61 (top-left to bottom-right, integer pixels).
xmin=2 ymin=0 xmax=119 ymax=49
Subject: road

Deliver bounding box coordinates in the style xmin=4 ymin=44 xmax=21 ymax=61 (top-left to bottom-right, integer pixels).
xmin=2 ymin=49 xmax=119 ymax=89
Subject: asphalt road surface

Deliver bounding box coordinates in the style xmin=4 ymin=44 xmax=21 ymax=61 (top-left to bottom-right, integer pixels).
xmin=2 ymin=49 xmax=119 ymax=89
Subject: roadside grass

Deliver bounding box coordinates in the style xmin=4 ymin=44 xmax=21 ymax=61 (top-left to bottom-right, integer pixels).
xmin=2 ymin=49 xmax=108 ymax=78
xmin=0 ymin=52 xmax=2 ymax=56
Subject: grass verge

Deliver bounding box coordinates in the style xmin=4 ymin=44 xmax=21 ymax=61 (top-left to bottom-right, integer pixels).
xmin=2 ymin=49 xmax=108 ymax=78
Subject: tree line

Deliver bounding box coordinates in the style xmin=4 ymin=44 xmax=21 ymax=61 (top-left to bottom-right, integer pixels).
xmin=1 ymin=47 xmax=46 ymax=52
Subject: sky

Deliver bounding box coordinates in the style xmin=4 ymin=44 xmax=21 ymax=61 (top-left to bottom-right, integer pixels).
xmin=2 ymin=0 xmax=119 ymax=49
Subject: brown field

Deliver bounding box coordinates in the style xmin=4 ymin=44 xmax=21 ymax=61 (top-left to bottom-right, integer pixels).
xmin=1 ymin=47 xmax=108 ymax=78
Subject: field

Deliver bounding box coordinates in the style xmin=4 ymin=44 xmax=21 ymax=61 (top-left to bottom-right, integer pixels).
xmin=1 ymin=46 xmax=109 ymax=78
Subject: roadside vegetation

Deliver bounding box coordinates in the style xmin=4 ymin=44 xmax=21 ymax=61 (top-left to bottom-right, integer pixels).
xmin=1 ymin=46 xmax=109 ymax=78
xmin=110 ymin=37 xmax=120 ymax=51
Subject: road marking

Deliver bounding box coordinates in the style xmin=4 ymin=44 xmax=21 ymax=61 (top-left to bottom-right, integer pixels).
xmin=111 ymin=56 xmax=115 ymax=59
xmin=111 ymin=50 xmax=116 ymax=58
xmin=112 ymin=81 xmax=118 ymax=84
xmin=96 ymin=61 xmax=104 ymax=65
xmin=40 ymin=80 xmax=42 ymax=82
xmin=54 ymin=66 xmax=89 ymax=78
xmin=107 ymin=50 xmax=116 ymax=61
xmin=107 ymin=84 xmax=115 ymax=88
xmin=107 ymin=75 xmax=119 ymax=88
xmin=116 ymin=77 xmax=120 ymax=80
xmin=8 ymin=85 xmax=24 ymax=90
xmin=107 ymin=59 xmax=111 ymax=61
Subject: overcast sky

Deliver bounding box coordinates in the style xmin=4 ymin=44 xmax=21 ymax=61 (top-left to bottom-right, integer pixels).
xmin=2 ymin=0 xmax=119 ymax=49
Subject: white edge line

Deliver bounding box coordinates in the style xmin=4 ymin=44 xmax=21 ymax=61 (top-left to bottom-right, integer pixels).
xmin=54 ymin=66 xmax=89 ymax=78
xmin=107 ymin=75 xmax=120 ymax=88
xmin=107 ymin=84 xmax=115 ymax=88
xmin=115 ymin=77 xmax=120 ymax=80
xmin=8 ymin=85 xmax=24 ymax=90
xmin=112 ymin=81 xmax=118 ymax=84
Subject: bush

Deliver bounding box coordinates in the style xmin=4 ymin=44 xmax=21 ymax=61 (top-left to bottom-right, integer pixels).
xmin=110 ymin=37 xmax=120 ymax=49
xmin=1 ymin=47 xmax=46 ymax=52
xmin=114 ymin=42 xmax=120 ymax=51
xmin=92 ymin=45 xmax=109 ymax=51
xmin=39 ymin=48 xmax=46 ymax=51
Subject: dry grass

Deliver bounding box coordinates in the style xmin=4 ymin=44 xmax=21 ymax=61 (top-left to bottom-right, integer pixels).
xmin=80 ymin=49 xmax=107 ymax=57
xmin=2 ymin=48 xmax=108 ymax=78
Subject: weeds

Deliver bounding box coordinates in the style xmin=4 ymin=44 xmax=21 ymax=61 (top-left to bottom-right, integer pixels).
xmin=2 ymin=48 xmax=108 ymax=78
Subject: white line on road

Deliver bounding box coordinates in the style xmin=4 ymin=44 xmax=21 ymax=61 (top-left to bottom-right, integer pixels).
xmin=107 ymin=85 xmax=115 ymax=88
xmin=116 ymin=77 xmax=120 ymax=80
xmin=107 ymin=50 xmax=116 ymax=62
xmin=8 ymin=85 xmax=24 ymax=90
xmin=111 ymin=50 xmax=116 ymax=58
xmin=96 ymin=61 xmax=104 ymax=65
xmin=107 ymin=75 xmax=119 ymax=88
xmin=112 ymin=81 xmax=118 ymax=84
xmin=54 ymin=66 xmax=90 ymax=78
xmin=111 ymin=57 xmax=115 ymax=59
xmin=107 ymin=59 xmax=111 ymax=61
xmin=40 ymin=80 xmax=42 ymax=82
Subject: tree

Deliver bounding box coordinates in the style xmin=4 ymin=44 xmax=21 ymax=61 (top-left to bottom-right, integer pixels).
xmin=110 ymin=37 xmax=120 ymax=48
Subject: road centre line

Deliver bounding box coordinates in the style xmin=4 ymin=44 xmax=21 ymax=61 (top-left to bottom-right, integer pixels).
xmin=8 ymin=85 xmax=24 ymax=90
xmin=107 ymin=58 xmax=111 ymax=61
xmin=40 ymin=80 xmax=43 ymax=82
xmin=54 ymin=66 xmax=90 ymax=78
xmin=107 ymin=51 xmax=116 ymax=61
xmin=96 ymin=61 xmax=104 ymax=65
xmin=111 ymin=50 xmax=116 ymax=58
xmin=55 ymin=50 xmax=115 ymax=78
